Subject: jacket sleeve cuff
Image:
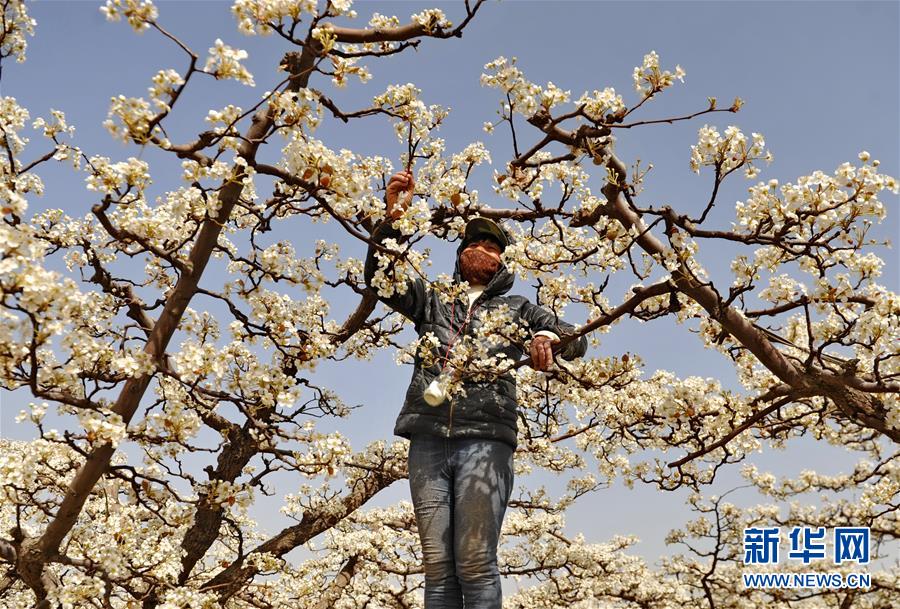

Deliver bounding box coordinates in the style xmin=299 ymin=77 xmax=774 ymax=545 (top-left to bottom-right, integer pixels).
xmin=534 ymin=330 xmax=560 ymax=342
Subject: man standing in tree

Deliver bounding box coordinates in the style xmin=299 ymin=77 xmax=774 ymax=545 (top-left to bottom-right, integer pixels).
xmin=364 ymin=170 xmax=588 ymax=609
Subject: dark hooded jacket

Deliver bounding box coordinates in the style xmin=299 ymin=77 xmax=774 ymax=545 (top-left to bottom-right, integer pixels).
xmin=363 ymin=220 xmax=587 ymax=449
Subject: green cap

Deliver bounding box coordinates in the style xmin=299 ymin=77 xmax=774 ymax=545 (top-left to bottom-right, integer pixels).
xmin=462 ymin=217 xmax=510 ymax=252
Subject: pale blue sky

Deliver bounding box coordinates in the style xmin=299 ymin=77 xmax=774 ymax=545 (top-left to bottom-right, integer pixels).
xmin=1 ymin=0 xmax=898 ymax=570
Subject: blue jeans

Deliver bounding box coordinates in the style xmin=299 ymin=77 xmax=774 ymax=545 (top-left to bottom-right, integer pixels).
xmin=407 ymin=433 xmax=515 ymax=609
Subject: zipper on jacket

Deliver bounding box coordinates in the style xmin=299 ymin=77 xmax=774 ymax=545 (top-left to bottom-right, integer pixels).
xmin=446 ymin=296 xmax=480 ymax=439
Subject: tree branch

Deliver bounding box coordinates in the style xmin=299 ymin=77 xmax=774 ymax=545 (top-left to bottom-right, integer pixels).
xmin=667 ymin=395 xmax=795 ymax=468
xmin=200 ymin=458 xmax=405 ymax=603
xmin=15 ymin=25 xmax=323 ymax=608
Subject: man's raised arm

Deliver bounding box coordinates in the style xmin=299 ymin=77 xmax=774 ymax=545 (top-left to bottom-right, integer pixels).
xmin=363 ymin=171 xmax=427 ymax=324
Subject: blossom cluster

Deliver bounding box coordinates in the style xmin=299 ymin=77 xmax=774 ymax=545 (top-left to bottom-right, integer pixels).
xmin=268 ymin=88 xmax=322 ymax=134
xmin=203 ymin=479 xmax=255 ymax=511
xmin=204 ymin=38 xmax=255 ymax=86
xmin=311 ymin=24 xmax=373 ymax=87
xmin=232 ymin=0 xmax=319 ymax=36
xmin=373 ymin=82 xmax=449 ymax=151
xmin=481 ymin=56 xmax=542 ymax=117
xmin=103 ymin=94 xmax=156 ymax=143
xmin=290 ymin=431 xmax=352 ymax=478
xmin=32 ymin=109 xmax=75 ymax=140
xmin=130 ymin=386 xmax=203 ymax=451
xmin=1 ymin=438 xmax=202 ymax=604
xmin=690 ymin=124 xmax=771 ymax=177
xmin=414 ymin=140 xmax=491 ymax=208
xmin=148 ymin=68 xmax=185 ymax=112
xmin=84 ymin=155 xmax=151 ymax=196
xmin=576 ymin=87 xmax=626 ymax=122
xmin=278 ymin=134 xmax=383 ymax=222
xmin=367 ymin=237 xmax=430 ymax=300
xmin=500 ymin=218 xmax=623 ymax=286
xmin=733 ymin=156 xmax=895 ymax=238
xmin=101 ymin=0 xmax=158 ymax=33
xmin=1 ymin=0 xmax=35 ymax=63
xmin=1 ymin=97 xmax=43 ymax=216
xmin=411 ymin=8 xmax=452 ymax=32
xmin=632 ymin=50 xmax=685 ymax=96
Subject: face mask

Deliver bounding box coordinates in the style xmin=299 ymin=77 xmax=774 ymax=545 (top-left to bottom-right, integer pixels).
xmin=459 ymin=246 xmax=500 ymax=285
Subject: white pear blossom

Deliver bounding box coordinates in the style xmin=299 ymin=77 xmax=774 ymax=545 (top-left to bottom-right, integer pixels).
xmin=204 ymin=38 xmax=255 ymax=86
xmin=101 ymin=0 xmax=157 ymax=33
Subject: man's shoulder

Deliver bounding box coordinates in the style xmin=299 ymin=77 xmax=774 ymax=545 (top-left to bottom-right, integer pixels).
xmin=488 ymin=294 xmax=529 ymax=308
